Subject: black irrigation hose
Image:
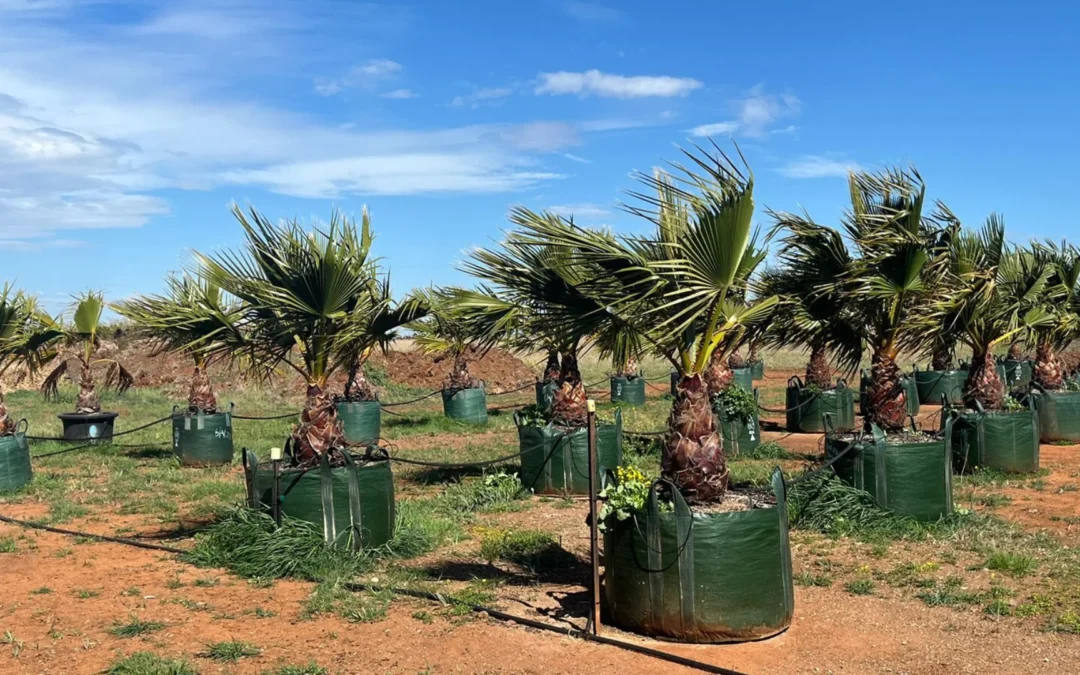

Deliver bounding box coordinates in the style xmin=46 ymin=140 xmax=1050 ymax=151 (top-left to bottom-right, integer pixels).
xmin=27 ymin=414 xmax=175 ymax=443
xmin=487 ymin=381 xmax=537 ymax=397
xmin=380 ymin=390 xmax=443 ymax=407
xmin=344 ymin=582 xmax=749 ymax=675
xmin=0 ymin=514 xmax=185 ymax=554
xmin=32 ymin=441 xmax=99 ymax=459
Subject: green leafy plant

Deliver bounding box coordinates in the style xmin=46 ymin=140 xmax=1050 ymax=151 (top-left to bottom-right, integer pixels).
xmin=712 ymin=383 xmax=757 ymax=423
xmin=597 ymin=465 xmax=666 ymax=532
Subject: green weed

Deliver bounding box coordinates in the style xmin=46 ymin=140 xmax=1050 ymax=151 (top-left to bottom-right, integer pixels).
xmin=199 ymin=640 xmax=261 ymax=661
xmin=109 ymin=617 xmax=166 ymax=638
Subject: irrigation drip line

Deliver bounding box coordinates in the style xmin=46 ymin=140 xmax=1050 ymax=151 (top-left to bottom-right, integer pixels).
xmin=0 ymin=514 xmax=185 ymax=554
xmin=343 ymin=582 xmax=749 ymax=675
xmin=26 ymin=414 xmax=174 ymax=443
xmin=486 ymin=381 xmax=537 ymax=397
xmin=380 ymin=390 xmax=443 ymax=407
xmin=32 ymin=440 xmax=98 ymax=459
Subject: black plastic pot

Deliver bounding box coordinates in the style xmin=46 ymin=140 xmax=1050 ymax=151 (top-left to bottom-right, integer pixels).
xmin=825 ymin=416 xmax=954 ymax=522
xmin=0 ymin=422 xmax=31 ymax=492
xmin=244 ymin=450 xmax=395 ymax=550
xmin=172 ymin=408 xmax=234 ymax=466
xmin=516 ymin=410 xmax=622 ymax=494
xmin=785 ymin=377 xmax=856 ymax=433
xmin=946 ymin=400 xmax=1039 ymax=473
xmin=336 ymin=400 xmax=381 ymax=446
xmin=610 ymin=376 xmax=646 ymax=406
xmin=58 ymin=412 xmax=118 ymax=443
xmin=603 ymin=471 xmax=794 ymax=643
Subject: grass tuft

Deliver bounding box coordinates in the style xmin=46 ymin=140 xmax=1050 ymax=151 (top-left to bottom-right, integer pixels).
xmin=105 ymin=652 xmax=197 ymax=675
xmin=478 ymin=528 xmax=568 ymax=570
xmin=982 ymin=551 xmax=1037 ymax=577
xmin=199 ymin=640 xmax=261 ymax=661
xmin=109 ymin=617 xmax=166 ymax=638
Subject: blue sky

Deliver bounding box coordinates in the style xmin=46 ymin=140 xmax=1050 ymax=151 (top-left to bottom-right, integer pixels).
xmin=1 ymin=0 xmax=1077 ymax=312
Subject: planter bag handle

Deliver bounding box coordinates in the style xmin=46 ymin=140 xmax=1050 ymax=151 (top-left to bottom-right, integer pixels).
xmin=771 ymin=466 xmax=796 ymax=616
xmin=942 ymin=413 xmax=957 ymax=511
xmin=318 ymin=452 xmax=337 ymax=544
xmin=822 ymin=412 xmax=836 ymax=436
xmin=836 ymin=377 xmax=848 ymax=390
xmin=341 ymin=451 xmax=365 ymax=551
xmin=242 ymin=449 xmax=259 ymax=509
xmin=643 ymin=478 xmax=696 ymax=636
xmin=15 ymin=418 xmax=28 ymax=436
xmin=788 ymin=375 xmax=803 ymax=390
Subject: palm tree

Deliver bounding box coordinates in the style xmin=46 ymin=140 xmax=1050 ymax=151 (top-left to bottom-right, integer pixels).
xmin=409 ymin=287 xmax=486 ymax=392
xmin=452 ymin=216 xmax=627 ymax=427
xmin=920 ymin=217 xmax=1051 ymax=408
xmin=761 ymin=211 xmax=862 ymax=388
xmin=114 ymin=274 xmax=245 ymax=413
xmin=837 ymin=168 xmax=943 ymax=432
xmin=1025 ymin=241 xmax=1080 ymax=389
xmin=0 ymin=286 xmax=58 ymax=434
xmin=514 ymin=144 xmax=777 ymax=503
xmin=41 ymin=292 xmax=133 ymax=414
xmin=194 ymin=205 xmax=425 ymax=465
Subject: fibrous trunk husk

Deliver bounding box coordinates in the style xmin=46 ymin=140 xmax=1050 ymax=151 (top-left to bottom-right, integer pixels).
xmin=618 ymin=355 xmax=639 ymax=379
xmin=294 ymin=384 xmax=346 ymax=465
xmin=447 ymin=353 xmax=478 ymax=390
xmin=748 ymin=343 xmax=761 ymax=364
xmin=1007 ymin=343 xmax=1023 ymax=361
xmin=806 ymin=342 xmax=832 ymax=389
xmin=727 ymin=351 xmax=747 ymax=369
xmin=931 ymin=343 xmax=954 ymax=371
xmin=542 ymin=352 xmax=561 ymax=383
xmin=187 ymin=365 xmax=217 ymax=413
xmin=1034 ymin=340 xmax=1064 ymax=391
xmin=664 ymin=374 xmax=728 ymax=504
xmin=76 ymin=360 xmax=101 ymax=414
xmin=344 ymin=362 xmax=378 ymax=402
xmin=964 ymin=351 xmax=1004 ymax=410
xmin=552 ymin=351 xmax=587 ymax=427
xmin=704 ymin=350 xmax=734 ymax=395
xmin=865 ymin=350 xmax=906 ymax=431
xmin=0 ymin=390 xmax=15 ymax=437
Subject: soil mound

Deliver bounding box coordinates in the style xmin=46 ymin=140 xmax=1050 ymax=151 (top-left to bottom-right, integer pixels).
xmin=372 ymin=347 xmax=537 ymax=393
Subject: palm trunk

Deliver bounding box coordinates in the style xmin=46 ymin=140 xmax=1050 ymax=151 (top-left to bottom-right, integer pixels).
xmin=664 ymin=374 xmax=728 ymax=504
xmin=704 ymin=349 xmax=734 ymax=396
xmin=1034 ymin=339 xmax=1064 ymax=390
xmin=552 ymin=351 xmax=587 ymax=427
xmin=187 ymin=364 xmax=217 ymax=413
xmin=618 ymin=355 xmax=639 ymax=379
xmin=0 ymin=390 xmax=15 ymax=436
xmin=964 ymin=351 xmax=1004 ymax=410
xmin=294 ymin=384 xmax=346 ymax=465
xmin=1007 ymin=342 xmax=1023 ymax=361
xmin=727 ymin=351 xmax=747 ymax=369
xmin=542 ymin=351 xmax=560 ymax=383
xmin=76 ymin=359 xmax=101 ymax=414
xmin=748 ymin=343 xmax=761 ymax=365
xmin=805 ymin=342 xmax=831 ymax=389
xmin=344 ymin=358 xmax=377 ymax=401
xmin=865 ymin=349 xmax=907 ymax=432
xmin=931 ymin=342 xmax=953 ymax=371
xmin=448 ymin=352 xmax=475 ymax=390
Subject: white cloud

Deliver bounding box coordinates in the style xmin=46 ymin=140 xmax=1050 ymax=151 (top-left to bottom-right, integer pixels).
xmin=548 ymin=203 xmax=610 ymax=219
xmin=688 ymin=121 xmax=739 ymax=137
xmin=778 ymin=155 xmax=860 ymax=179
xmin=315 ymin=59 xmax=404 ymax=96
xmin=688 ymin=84 xmax=801 ymax=139
xmin=535 ymin=70 xmax=702 ymax=98
xmin=560 ymin=152 xmax=590 ymax=164
xmin=381 ymin=88 xmax=418 ymax=99
xmin=499 ymin=121 xmax=580 ymax=152
xmin=451 ymin=86 xmax=513 ymax=108
xmin=562 ymin=1 xmax=622 ymax=23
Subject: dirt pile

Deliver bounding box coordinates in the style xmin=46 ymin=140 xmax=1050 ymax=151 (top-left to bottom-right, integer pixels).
xmin=370 ymin=347 xmax=537 ymax=393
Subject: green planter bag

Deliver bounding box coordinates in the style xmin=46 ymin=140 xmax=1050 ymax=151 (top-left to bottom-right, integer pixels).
xmin=825 ymin=415 xmax=954 ymax=522
xmin=517 ymin=410 xmax=623 ymax=494
xmin=0 ymin=422 xmax=31 ymax=492
xmin=336 ymin=400 xmax=381 ymax=446
xmin=172 ymin=407 xmax=234 ymax=466
xmin=442 ymin=387 xmax=487 ymax=424
xmin=244 ymin=450 xmax=395 ymax=550
xmin=750 ymin=360 xmax=765 ymax=380
xmin=718 ymin=389 xmax=761 ymax=456
xmin=946 ymin=400 xmax=1039 ymax=473
xmin=1001 ymin=359 xmax=1033 ymax=390
xmin=913 ymin=367 xmax=968 ymax=406
xmin=731 ymin=367 xmax=754 ymax=393
xmin=535 ymin=381 xmax=558 ymax=411
xmin=610 ymin=376 xmax=646 ymax=406
xmin=860 ymin=371 xmax=919 ymax=416
xmin=603 ymin=471 xmax=794 ymax=643
xmin=1034 ymin=389 xmax=1080 ymax=443
xmin=785 ymin=377 xmax=856 ymax=433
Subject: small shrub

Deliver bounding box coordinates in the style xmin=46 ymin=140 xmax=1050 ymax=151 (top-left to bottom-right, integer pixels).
xmin=983 ymin=552 xmax=1037 ymax=577
xmin=845 ymin=579 xmax=874 ymax=596
xmin=73 ymin=588 xmax=100 ymax=599
xmin=984 ymin=599 xmax=1013 ymax=616
xmin=30 ymin=587 xmax=51 ymax=595
xmin=0 ymin=537 xmax=16 ymax=553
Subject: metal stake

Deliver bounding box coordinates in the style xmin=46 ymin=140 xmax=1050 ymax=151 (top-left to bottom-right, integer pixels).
xmin=270 ymin=446 xmax=283 ymax=527
xmin=586 ymin=399 xmax=601 ymax=635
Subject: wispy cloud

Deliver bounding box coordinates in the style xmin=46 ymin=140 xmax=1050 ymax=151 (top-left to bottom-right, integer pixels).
xmin=778 ymin=155 xmax=860 ymax=179
xmin=450 ymin=86 xmax=513 ymax=108
xmin=535 ymin=70 xmax=702 ymax=98
xmin=381 ymin=88 xmax=418 ymax=99
xmin=561 ymin=1 xmax=622 ymax=23
xmin=688 ymin=84 xmax=801 ymax=139
xmin=547 ymin=203 xmax=610 ymax=219
xmin=315 ymin=58 xmax=404 ymax=96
